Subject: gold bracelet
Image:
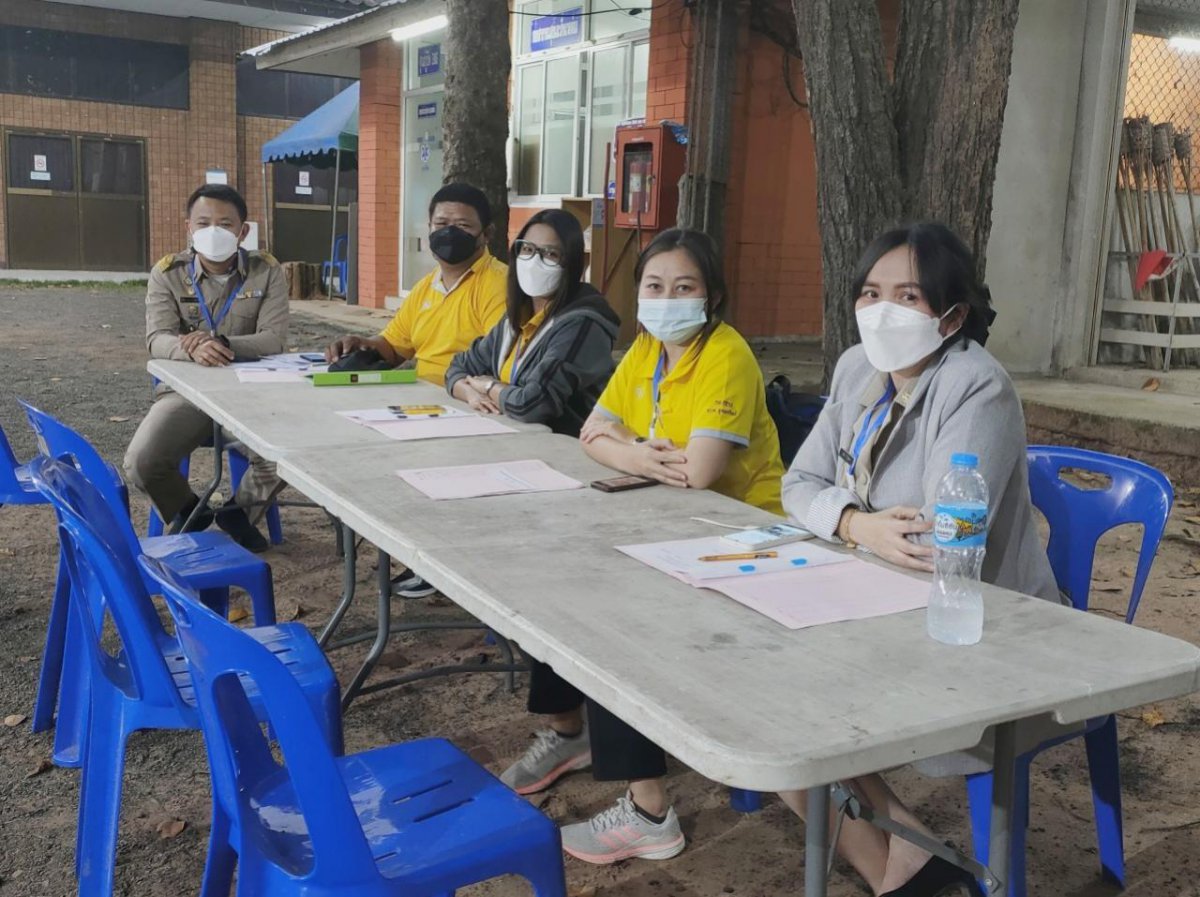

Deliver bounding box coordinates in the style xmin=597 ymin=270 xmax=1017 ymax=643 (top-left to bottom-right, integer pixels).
xmin=840 ymin=508 xmax=859 ymax=549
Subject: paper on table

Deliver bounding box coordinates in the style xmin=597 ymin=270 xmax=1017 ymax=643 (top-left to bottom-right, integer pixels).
xmin=235 ymin=369 xmax=310 ymax=383
xmin=702 ymin=560 xmax=929 ymax=630
xmin=338 ymin=406 xmax=469 ymax=423
xmin=617 ymin=535 xmax=850 ymax=583
xmin=369 ymin=416 xmax=517 ymax=441
xmin=397 ymin=459 xmax=583 ymax=500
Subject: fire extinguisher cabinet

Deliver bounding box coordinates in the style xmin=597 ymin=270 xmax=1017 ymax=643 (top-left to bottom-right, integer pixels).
xmin=613 ymin=123 xmax=687 ymax=231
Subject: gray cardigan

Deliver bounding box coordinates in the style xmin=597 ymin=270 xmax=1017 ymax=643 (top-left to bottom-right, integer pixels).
xmin=782 ymin=340 xmax=1060 ymax=602
xmin=444 ymin=285 xmax=620 ymax=437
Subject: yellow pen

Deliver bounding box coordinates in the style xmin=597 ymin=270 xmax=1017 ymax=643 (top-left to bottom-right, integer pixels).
xmin=698 ymin=551 xmax=779 ymax=562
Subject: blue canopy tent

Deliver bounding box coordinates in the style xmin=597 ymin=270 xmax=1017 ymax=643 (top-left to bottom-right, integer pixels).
xmin=261 ymin=82 xmax=359 ymax=299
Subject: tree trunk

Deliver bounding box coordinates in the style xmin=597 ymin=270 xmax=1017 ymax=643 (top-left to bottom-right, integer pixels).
xmin=443 ymin=0 xmax=512 ymax=258
xmin=894 ymin=0 xmax=1021 ymax=279
xmin=794 ymin=0 xmax=1021 ymax=382
xmin=792 ymin=0 xmax=903 ymax=385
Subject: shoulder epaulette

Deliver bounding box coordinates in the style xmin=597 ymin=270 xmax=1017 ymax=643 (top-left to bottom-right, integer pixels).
xmin=253 ymin=250 xmax=280 ymax=267
xmin=153 ymin=254 xmax=177 ymax=273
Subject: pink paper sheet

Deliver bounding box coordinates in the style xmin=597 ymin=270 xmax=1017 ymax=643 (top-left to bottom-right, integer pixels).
xmin=396 ymin=459 xmax=584 ymax=500
xmin=368 ymin=416 xmax=517 ymax=441
xmin=701 ymin=560 xmax=929 ymax=629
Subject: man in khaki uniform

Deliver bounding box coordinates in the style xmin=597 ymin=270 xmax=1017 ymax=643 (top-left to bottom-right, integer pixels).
xmin=123 ymin=184 xmax=287 ymax=552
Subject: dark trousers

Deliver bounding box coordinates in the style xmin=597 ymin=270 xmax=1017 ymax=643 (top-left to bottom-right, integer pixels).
xmin=527 ymin=659 xmax=667 ymax=781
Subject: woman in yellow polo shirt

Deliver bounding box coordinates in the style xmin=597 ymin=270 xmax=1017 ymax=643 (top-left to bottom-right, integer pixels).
xmin=496 ymin=228 xmax=784 ymax=866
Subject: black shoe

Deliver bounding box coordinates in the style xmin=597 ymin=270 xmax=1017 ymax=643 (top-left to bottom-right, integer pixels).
xmin=879 ymin=854 xmax=984 ymax=897
xmin=390 ymin=568 xmax=437 ymax=599
xmin=215 ymin=503 xmax=270 ymax=553
xmin=170 ymin=495 xmax=214 ymax=535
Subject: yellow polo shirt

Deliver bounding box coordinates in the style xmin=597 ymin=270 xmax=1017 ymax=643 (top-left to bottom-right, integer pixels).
xmin=595 ymin=322 xmax=784 ymax=514
xmin=499 ymin=307 xmax=548 ymax=382
xmin=380 ymin=251 xmax=508 ymax=385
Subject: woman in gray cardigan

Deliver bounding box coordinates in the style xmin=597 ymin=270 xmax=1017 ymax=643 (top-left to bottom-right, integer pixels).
xmin=445 ymin=209 xmax=620 ymax=437
xmin=779 ymin=224 xmax=1057 ymax=897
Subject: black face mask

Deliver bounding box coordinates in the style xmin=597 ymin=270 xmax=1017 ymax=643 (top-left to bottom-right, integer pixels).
xmin=429 ymin=226 xmax=480 ymax=265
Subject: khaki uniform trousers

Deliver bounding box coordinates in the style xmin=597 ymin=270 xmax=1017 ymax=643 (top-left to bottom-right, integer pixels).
xmin=123 ymin=391 xmax=283 ymax=525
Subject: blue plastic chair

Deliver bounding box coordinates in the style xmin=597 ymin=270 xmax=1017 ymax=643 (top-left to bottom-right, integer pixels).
xmin=0 ymin=420 xmax=46 ymax=506
xmin=321 ymin=233 xmax=349 ymax=295
xmin=150 ymin=551 xmax=567 ymax=897
xmin=146 ymin=446 xmax=284 ymax=545
xmin=21 ymin=400 xmax=277 ymax=768
xmin=965 ymin=446 xmax=1173 ymax=897
xmin=27 ymin=456 xmax=341 ymax=897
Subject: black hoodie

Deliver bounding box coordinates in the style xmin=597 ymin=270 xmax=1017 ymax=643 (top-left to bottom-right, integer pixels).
xmin=444 ymin=283 xmax=621 ymax=436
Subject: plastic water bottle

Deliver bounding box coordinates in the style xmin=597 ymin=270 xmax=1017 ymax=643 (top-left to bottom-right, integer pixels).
xmin=927 ymin=453 xmax=988 ymax=645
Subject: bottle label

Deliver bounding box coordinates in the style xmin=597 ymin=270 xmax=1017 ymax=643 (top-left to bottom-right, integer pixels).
xmin=933 ymin=503 xmax=988 ymax=548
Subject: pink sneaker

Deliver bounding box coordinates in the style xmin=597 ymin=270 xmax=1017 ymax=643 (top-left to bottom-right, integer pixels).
xmin=560 ymin=792 xmax=685 ymax=864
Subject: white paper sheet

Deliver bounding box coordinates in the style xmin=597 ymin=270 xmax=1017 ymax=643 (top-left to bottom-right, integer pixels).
xmin=396 ymin=459 xmax=583 ymax=500
xmin=616 ymin=535 xmax=850 ymax=583
xmin=369 ymin=416 xmax=517 ymax=441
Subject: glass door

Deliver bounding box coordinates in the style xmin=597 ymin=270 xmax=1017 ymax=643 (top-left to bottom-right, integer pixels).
xmin=401 ymin=91 xmax=445 ymax=290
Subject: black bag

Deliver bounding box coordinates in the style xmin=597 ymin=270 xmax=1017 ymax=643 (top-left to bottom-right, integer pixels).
xmin=765 ymin=374 xmax=826 ymax=466
xmin=328 ymin=348 xmax=394 ymax=372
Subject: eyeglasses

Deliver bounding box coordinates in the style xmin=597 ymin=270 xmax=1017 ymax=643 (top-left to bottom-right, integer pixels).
xmin=514 ymin=240 xmax=564 ymax=268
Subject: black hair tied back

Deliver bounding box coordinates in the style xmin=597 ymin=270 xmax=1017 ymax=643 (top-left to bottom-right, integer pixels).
xmin=850 ymin=222 xmax=997 ymax=347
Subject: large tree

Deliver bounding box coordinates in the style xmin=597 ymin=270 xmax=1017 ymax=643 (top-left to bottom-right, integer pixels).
xmin=443 ymin=0 xmax=511 ymax=258
xmin=792 ymin=0 xmax=1020 ymax=382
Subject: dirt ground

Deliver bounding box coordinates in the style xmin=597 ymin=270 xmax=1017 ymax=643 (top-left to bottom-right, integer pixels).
xmin=2 ymin=285 xmax=1200 ymax=897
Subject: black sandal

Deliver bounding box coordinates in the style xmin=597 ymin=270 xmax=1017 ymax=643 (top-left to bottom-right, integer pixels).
xmin=878 ymin=854 xmax=984 ymax=897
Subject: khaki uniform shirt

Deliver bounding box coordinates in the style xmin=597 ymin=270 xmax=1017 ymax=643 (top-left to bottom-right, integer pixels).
xmin=146 ymin=248 xmax=289 ymax=363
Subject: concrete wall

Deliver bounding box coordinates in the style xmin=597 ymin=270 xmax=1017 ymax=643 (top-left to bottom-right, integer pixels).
xmin=986 ymin=0 xmax=1134 ymax=375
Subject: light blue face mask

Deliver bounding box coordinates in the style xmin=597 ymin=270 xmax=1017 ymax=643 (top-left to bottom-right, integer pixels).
xmin=637 ymin=297 xmax=708 ymax=345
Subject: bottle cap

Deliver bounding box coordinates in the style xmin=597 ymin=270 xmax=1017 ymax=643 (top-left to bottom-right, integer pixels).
xmin=951 ymin=452 xmax=979 ymax=468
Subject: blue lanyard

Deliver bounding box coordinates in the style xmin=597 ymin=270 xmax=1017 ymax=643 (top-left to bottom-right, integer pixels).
xmin=650 ymin=348 xmax=667 ymax=438
xmin=848 ymin=380 xmax=896 ymax=479
xmin=190 ymin=254 xmax=245 ymax=333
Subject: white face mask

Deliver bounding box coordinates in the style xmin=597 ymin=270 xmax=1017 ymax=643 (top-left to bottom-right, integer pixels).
xmin=637 ymin=297 xmax=708 ymax=345
xmin=516 ymin=254 xmax=564 ymax=298
xmin=855 ymin=302 xmax=961 ymax=373
xmin=191 ymin=225 xmax=240 ymax=264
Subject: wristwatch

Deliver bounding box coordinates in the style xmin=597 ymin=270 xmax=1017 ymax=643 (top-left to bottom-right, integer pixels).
xmin=485 ymin=378 xmax=499 ymax=395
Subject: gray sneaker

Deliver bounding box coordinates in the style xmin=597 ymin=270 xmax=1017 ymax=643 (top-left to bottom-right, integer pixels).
xmin=499 ymin=726 xmax=592 ymax=795
xmin=560 ymin=792 xmax=686 ymax=864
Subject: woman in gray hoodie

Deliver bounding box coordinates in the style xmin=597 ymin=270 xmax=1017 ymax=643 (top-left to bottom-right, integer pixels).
xmin=779 ymin=223 xmax=1058 ymax=897
xmin=445 ymin=209 xmax=620 ymax=437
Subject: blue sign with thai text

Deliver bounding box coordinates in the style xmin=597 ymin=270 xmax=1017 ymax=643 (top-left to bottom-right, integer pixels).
xmin=418 ymin=43 xmax=440 ymax=76
xmin=530 ymin=8 xmax=583 ymax=52
xmin=417 ymin=102 xmax=437 ymax=119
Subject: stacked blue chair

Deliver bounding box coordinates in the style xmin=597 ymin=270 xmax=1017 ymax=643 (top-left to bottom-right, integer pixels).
xmin=27 ymin=456 xmax=340 ymax=897
xmin=0 ymin=421 xmax=46 ymax=507
xmin=147 ymin=552 xmax=568 ymax=897
xmin=21 ymin=400 xmax=277 ymax=767
xmin=322 ymin=233 xmax=349 ymax=296
xmin=146 ymin=446 xmax=284 ymax=545
xmin=965 ymin=446 xmax=1174 ymax=897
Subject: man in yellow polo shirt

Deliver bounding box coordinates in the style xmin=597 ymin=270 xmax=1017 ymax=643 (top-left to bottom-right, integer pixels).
xmin=324 ymin=182 xmax=507 ymax=598
xmin=325 ymin=182 xmax=507 ymax=386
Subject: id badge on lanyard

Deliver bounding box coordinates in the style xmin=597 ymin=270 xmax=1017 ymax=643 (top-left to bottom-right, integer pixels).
xmin=650 ymin=349 xmax=667 ymax=440
xmin=190 ymin=256 xmax=245 ymax=333
xmin=843 ymin=381 xmax=895 ymax=490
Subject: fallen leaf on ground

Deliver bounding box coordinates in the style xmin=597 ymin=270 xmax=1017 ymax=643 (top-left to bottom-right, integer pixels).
xmin=4 ymin=714 xmax=28 ymax=727
xmin=107 ymin=416 xmax=130 ymax=423
xmin=157 ymin=818 xmax=186 ymax=839
xmin=569 ymin=887 xmax=598 ymax=897
xmin=101 ymin=324 xmax=112 ymax=329
xmin=49 ymin=377 xmax=62 ymax=382
xmin=1120 ymin=565 xmax=1136 ymax=578
xmin=1092 ymin=583 xmax=1124 ymax=592
xmin=1143 ymin=377 xmax=1161 ymax=391
xmin=32 ymin=356 xmax=47 ymax=361
xmin=286 ymin=603 xmax=307 ymax=621
xmin=1142 ymin=707 xmax=1167 ymax=728
xmin=26 ymin=759 xmax=52 ymax=779
xmin=1186 ymin=516 xmax=1200 ymax=526
xmin=226 ymin=607 xmax=249 ymax=624
xmin=1118 ymin=534 xmax=1133 ymax=543
xmin=0 ymin=548 xmax=15 ymax=556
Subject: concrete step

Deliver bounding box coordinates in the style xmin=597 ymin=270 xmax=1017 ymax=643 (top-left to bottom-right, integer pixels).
xmin=1017 ymin=377 xmax=1200 ymax=488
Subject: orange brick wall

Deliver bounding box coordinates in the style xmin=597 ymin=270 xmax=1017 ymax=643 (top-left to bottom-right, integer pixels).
xmin=646 ymin=6 xmax=693 ymax=124
xmin=358 ymin=39 xmax=402 ymax=308
xmin=0 ymin=2 xmax=293 ymax=269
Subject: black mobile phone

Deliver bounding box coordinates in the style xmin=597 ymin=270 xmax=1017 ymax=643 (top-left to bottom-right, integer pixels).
xmin=591 ymin=475 xmax=659 ymax=493
xmin=299 ymin=353 xmax=326 ymax=362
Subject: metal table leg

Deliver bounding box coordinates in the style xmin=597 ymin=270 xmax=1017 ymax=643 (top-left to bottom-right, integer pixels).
xmin=318 ymin=523 xmax=358 ymax=648
xmin=339 ymin=548 xmax=392 ymax=710
xmin=806 ymin=784 xmax=830 ymax=896
xmin=175 ymin=421 xmax=223 ymax=534
xmin=988 ymin=721 xmax=1017 ymax=896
